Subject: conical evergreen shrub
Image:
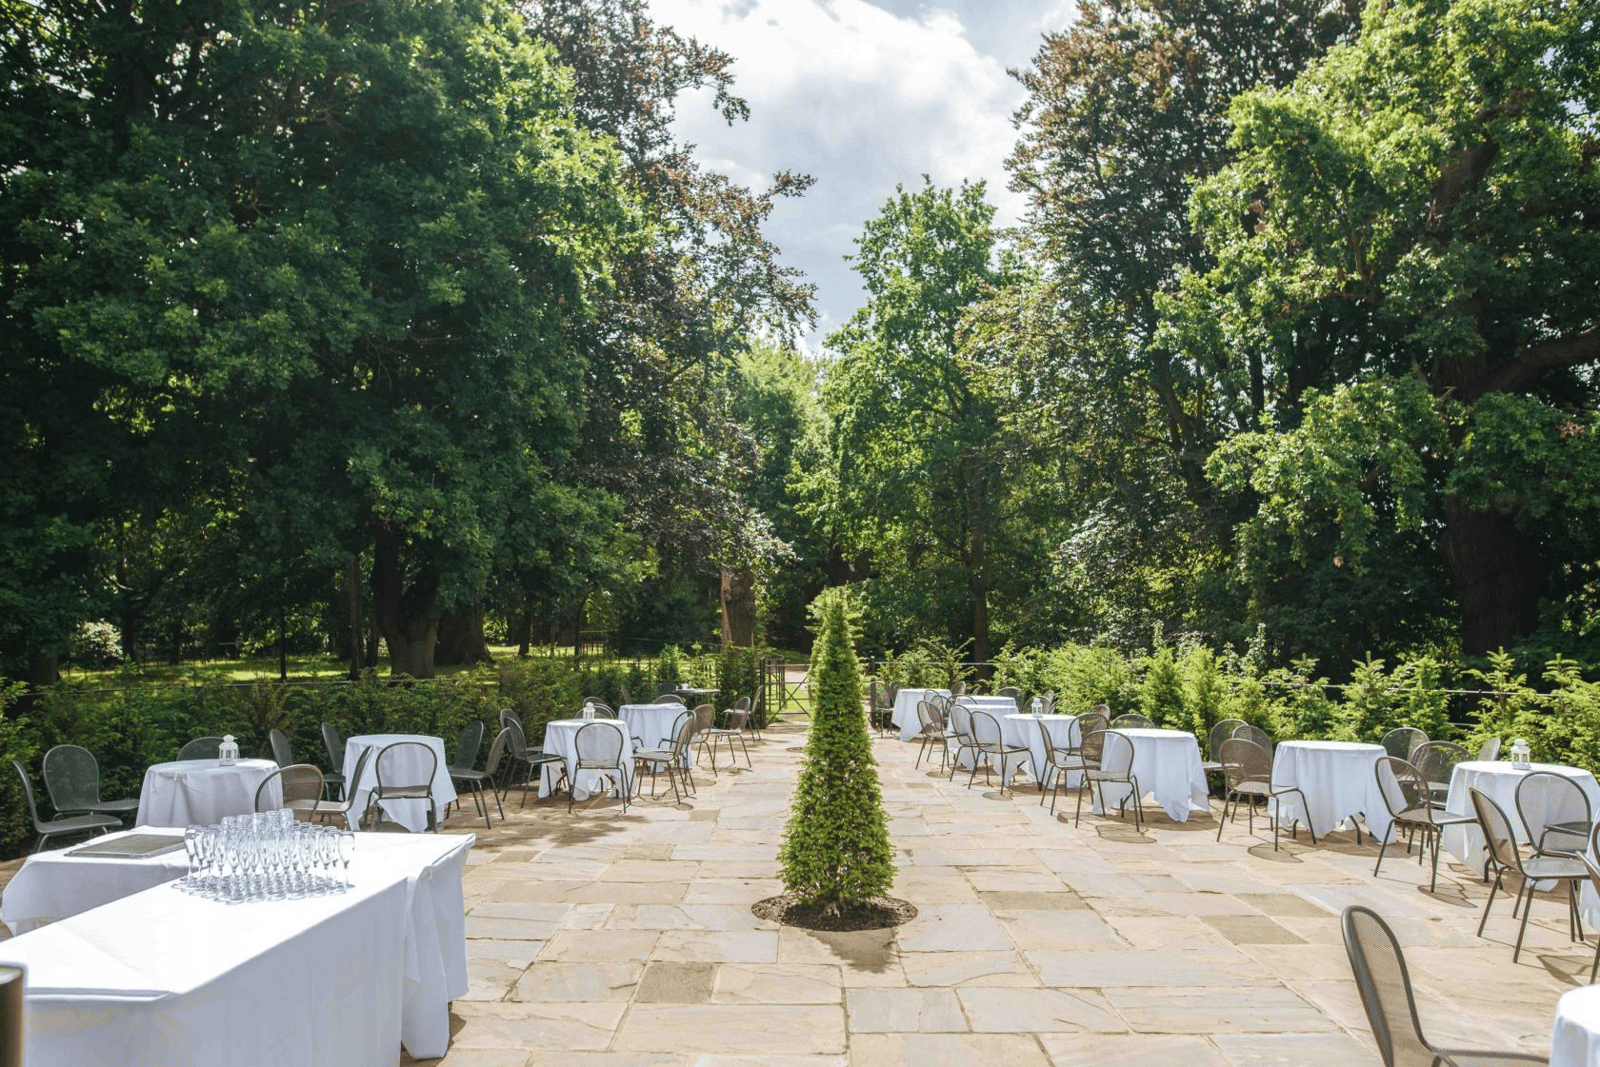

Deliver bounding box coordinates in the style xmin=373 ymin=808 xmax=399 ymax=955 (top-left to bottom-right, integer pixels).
xmin=779 ymin=594 xmax=895 ymax=914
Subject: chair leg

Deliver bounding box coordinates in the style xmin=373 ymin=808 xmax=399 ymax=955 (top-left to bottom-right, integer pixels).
xmin=1429 ymin=828 xmax=1442 ymax=892
xmin=1515 ymin=883 xmax=1536 ymax=961
xmin=1374 ymin=832 xmax=1391 ymax=878
xmin=1479 ymin=869 xmax=1505 ymax=936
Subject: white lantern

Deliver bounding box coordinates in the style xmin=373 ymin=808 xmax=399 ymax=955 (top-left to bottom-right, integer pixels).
xmin=218 ymin=734 xmax=239 ymax=766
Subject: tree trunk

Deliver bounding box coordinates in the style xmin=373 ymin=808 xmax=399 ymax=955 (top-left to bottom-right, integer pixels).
xmin=721 ymin=566 xmax=758 ymax=647
xmin=510 ymin=610 xmax=532 ymax=658
xmin=1440 ymin=495 xmax=1541 ymax=655
xmin=369 ymin=529 xmax=442 ymax=679
xmin=436 ymin=604 xmax=492 ymax=665
xmin=346 ymin=555 xmax=366 ymax=680
xmin=26 ymin=651 xmax=58 ymax=688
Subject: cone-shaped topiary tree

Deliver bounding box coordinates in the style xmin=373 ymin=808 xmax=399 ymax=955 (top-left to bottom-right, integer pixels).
xmin=779 ymin=593 xmax=895 ymax=915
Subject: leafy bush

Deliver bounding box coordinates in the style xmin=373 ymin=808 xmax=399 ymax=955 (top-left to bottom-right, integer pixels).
xmin=69 ymin=621 xmax=124 ymax=668
xmin=0 ymin=682 xmax=38 ymax=854
xmin=1183 ymin=647 xmax=1225 ymax=741
xmin=779 ymin=593 xmax=894 ymax=913
xmin=1139 ymin=648 xmax=1185 ymax=727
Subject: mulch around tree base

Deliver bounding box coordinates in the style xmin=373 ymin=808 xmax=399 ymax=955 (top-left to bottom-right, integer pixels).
xmin=751 ymin=894 xmax=918 ymax=932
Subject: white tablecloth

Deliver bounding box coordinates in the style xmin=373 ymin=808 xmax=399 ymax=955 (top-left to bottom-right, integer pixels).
xmin=1004 ymin=714 xmax=1079 ymax=785
xmin=135 ymin=758 xmax=281 ymax=827
xmin=892 ymin=688 xmax=951 ymax=741
xmin=1091 ymin=728 xmax=1210 ymax=822
xmin=540 ymin=719 xmax=634 ymax=800
xmin=1444 ymin=760 xmax=1600 ymax=886
xmin=0 ymin=830 xmax=473 ymax=1060
xmin=1551 ymin=985 xmax=1600 ymax=1067
xmin=344 ymin=734 xmax=457 ymax=832
xmin=1271 ymin=740 xmax=1391 ymax=841
xmin=619 ymin=704 xmax=691 ymax=765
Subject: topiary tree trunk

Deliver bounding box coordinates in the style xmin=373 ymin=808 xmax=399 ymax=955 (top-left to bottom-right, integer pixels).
xmin=779 ymin=594 xmax=895 ymax=915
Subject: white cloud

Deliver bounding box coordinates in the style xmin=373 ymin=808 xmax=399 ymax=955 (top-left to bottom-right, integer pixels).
xmin=646 ymin=0 xmax=1068 ymax=345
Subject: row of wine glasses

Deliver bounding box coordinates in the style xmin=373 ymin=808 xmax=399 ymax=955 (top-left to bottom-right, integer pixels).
xmin=177 ymin=810 xmax=354 ymax=903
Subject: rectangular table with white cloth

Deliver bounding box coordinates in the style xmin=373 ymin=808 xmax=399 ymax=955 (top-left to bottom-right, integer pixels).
xmin=1269 ymin=740 xmax=1392 ymax=842
xmin=1090 ymin=727 xmax=1211 ymax=822
xmin=1003 ymin=713 xmax=1079 ymax=787
xmin=539 ymin=718 xmax=634 ymax=800
xmin=343 ymin=733 xmax=457 ymax=832
xmin=0 ymin=830 xmax=473 ymax=1061
xmin=891 ymin=687 xmax=952 ymax=741
xmin=135 ymin=758 xmax=281 ymax=827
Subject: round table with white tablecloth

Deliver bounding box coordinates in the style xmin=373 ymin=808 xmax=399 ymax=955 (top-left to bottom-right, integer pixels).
xmin=891 ymin=688 xmax=952 ymax=741
xmin=135 ymin=758 xmax=280 ymax=827
xmin=1090 ymin=728 xmax=1210 ymax=822
xmin=1269 ymin=740 xmax=1391 ymax=842
xmin=343 ymin=734 xmax=457 ymax=832
xmin=1551 ymin=984 xmax=1600 ymax=1067
xmin=1444 ymin=760 xmax=1600 ymax=891
xmin=539 ymin=719 xmax=634 ymax=800
xmin=1003 ymin=713 xmax=1079 ymax=787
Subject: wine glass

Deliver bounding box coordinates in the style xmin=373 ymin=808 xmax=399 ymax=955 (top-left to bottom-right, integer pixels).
xmin=337 ymin=830 xmax=355 ymax=891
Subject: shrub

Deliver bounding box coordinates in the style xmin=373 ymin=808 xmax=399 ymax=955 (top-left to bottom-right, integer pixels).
xmin=69 ymin=621 xmax=124 ymax=668
xmin=1139 ymin=648 xmax=1186 ymax=727
xmin=0 ymin=682 xmax=38 ymax=853
xmin=1183 ymin=647 xmax=1225 ymax=742
xmin=779 ymin=593 xmax=894 ymax=914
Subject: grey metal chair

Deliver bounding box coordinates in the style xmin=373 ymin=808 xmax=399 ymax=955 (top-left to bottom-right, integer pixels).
xmin=449 ymin=726 xmax=507 ymax=829
xmin=944 ymin=701 xmax=982 ymax=781
xmin=255 ymin=763 xmax=325 ymax=819
xmin=310 ymin=745 xmax=374 ymax=826
xmin=914 ymin=699 xmax=951 ymax=772
xmin=1478 ymin=736 xmax=1502 ymax=762
xmin=320 ymin=722 xmax=346 ymax=800
xmin=689 ymin=703 xmax=718 ymax=771
xmin=1202 ymin=717 xmax=1247 ymax=774
xmin=968 ymin=710 xmax=1028 ymax=795
xmin=1554 ymin=824 xmax=1600 ymax=984
xmin=652 ymin=692 xmax=687 ymax=704
xmin=1109 ymin=713 xmax=1152 ymax=729
xmin=268 ymin=728 xmax=295 ymax=768
xmin=504 ymin=719 xmax=567 ymax=807
xmin=1381 ymin=726 xmax=1428 ymax=761
xmin=1040 ymin=715 xmax=1091 ymax=815
xmin=1515 ymin=770 xmax=1595 ymax=858
xmin=1216 ymin=737 xmax=1316 ymax=851
xmin=997 ymin=686 xmax=1021 ymax=700
xmin=177 ymin=736 xmax=224 ymax=761
xmin=13 ymin=759 xmax=120 ymax=852
xmin=40 ymin=745 xmax=138 ymax=819
xmin=1075 ymin=730 xmax=1142 ymax=829
xmin=570 ymin=721 xmax=630 ymax=813
xmin=1231 ymin=721 xmax=1274 ymax=753
xmin=1471 ymin=786 xmax=1587 ymax=962
xmin=1075 ymin=709 xmax=1109 ymax=738
xmin=370 ymin=741 xmax=438 ymax=832
xmin=633 ymin=711 xmax=697 ymax=802
xmin=1342 ymin=904 xmax=1548 ymax=1066
xmin=445 ymin=720 xmax=485 ymax=819
xmin=701 ymin=707 xmax=752 ymax=771
xmin=1372 ymin=757 xmax=1474 ymax=891
xmin=1410 ymin=740 xmax=1470 ymax=805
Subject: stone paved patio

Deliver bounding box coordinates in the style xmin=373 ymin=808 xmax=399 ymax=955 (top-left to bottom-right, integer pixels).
xmin=2 ymin=715 xmax=1585 ymax=1064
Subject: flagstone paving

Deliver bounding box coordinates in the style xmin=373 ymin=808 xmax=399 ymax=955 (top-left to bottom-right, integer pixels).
xmin=1 ymin=714 xmax=1586 ymax=1064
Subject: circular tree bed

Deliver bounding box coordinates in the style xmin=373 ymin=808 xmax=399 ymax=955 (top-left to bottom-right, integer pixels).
xmin=752 ymin=893 xmax=917 ymax=932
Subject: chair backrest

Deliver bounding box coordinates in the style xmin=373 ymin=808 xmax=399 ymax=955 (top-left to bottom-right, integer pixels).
xmin=653 ymin=693 xmax=686 ymax=704
xmin=1099 ymin=730 xmax=1136 ymax=777
xmin=1209 ymin=718 xmax=1247 ymax=761
xmin=1109 ymin=713 xmax=1152 ymax=729
xmin=669 ymin=712 xmax=697 ymax=758
xmin=268 ymin=728 xmax=295 ymax=767
xmin=321 ymin=721 xmax=343 ymax=768
xmin=498 ymin=708 xmax=523 ymax=733
xmin=257 ymin=764 xmax=324 ymax=814
xmin=951 ymin=681 xmax=967 ymax=697
xmin=11 ymin=759 xmax=47 ymax=831
xmin=1374 ymin=757 xmax=1430 ymax=820
xmin=1038 ymin=715 xmax=1080 ymax=758
xmin=1218 ymin=738 xmax=1271 ymax=791
xmin=505 ymin=719 xmax=528 ymax=758
xmin=588 ymin=704 xmax=618 ymax=719
xmin=454 ymin=720 xmax=485 ymax=770
xmin=1079 ymin=728 xmax=1107 ymax=767
xmin=1469 ymin=786 xmax=1527 ymax=876
xmin=1477 ymin=736 xmax=1502 ymax=762
xmin=916 ymin=700 xmax=940 ymax=736
xmin=582 ymin=696 xmax=610 ymax=710
xmin=1381 ymin=726 xmax=1428 ymax=760
xmin=574 ymin=721 xmax=624 ymax=769
xmin=376 ymin=740 xmax=437 ymax=790
xmin=997 ymin=686 xmax=1020 ymax=699
xmin=734 ymin=695 xmax=751 ymax=712
xmin=1341 ymin=905 xmax=1439 ymax=1067
xmin=484 ymin=727 xmax=511 ymax=779
xmin=692 ymin=703 xmax=716 ymax=734
xmin=1515 ymin=770 xmax=1593 ymax=851
xmin=947 ymin=701 xmax=974 ymax=741
xmin=722 ymin=708 xmax=749 ymax=732
xmin=42 ymin=745 xmax=101 ymax=811
xmin=1076 ymin=710 xmax=1108 ymax=737
xmin=339 ymin=745 xmax=375 ymax=810
xmin=1409 ymin=740 xmax=1468 ymax=787
xmin=178 ymin=736 xmax=224 ymax=761
xmin=970 ymin=710 xmax=1002 ymax=747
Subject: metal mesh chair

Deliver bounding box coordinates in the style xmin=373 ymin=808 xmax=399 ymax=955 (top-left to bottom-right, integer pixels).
xmin=41 ymin=745 xmax=138 ymax=819
xmin=1109 ymin=713 xmax=1152 ymax=729
xmin=14 ymin=759 xmax=121 ymax=851
xmin=448 ymin=726 xmax=507 ymax=829
xmin=1075 ymin=709 xmax=1109 ymax=738
xmin=178 ymin=736 xmax=224 ymax=761
xmin=1553 ymin=824 xmax=1600 ymax=983
xmin=1231 ymin=722 xmax=1274 ymax=753
xmin=445 ymin=720 xmax=485 ymax=820
xmin=1075 ymin=729 xmax=1141 ymax=828
xmin=320 ymin=722 xmax=346 ymax=800
xmin=1471 ymin=786 xmax=1586 ymax=961
xmin=1515 ymin=770 xmax=1595 ymax=858
xmin=1373 ymin=757 xmax=1474 ymax=891
xmin=968 ymin=710 xmax=1029 ymax=795
xmin=1382 ymin=726 xmax=1429 ymax=760
xmin=505 ymin=719 xmax=567 ymax=807
xmin=701 ymin=707 xmax=751 ymax=771
xmin=944 ymin=701 xmax=982 ymax=781
xmin=1217 ymin=737 xmax=1315 ymax=851
xmin=1342 ymin=904 xmax=1548 ymax=1067
xmin=256 ymin=763 xmax=324 ymax=818
xmin=652 ymin=693 xmax=687 ymax=704
xmin=268 ymin=728 xmax=295 ymax=768
xmin=1477 ymin=737 xmax=1502 ymax=762
xmin=370 ymin=741 xmax=438 ymax=831
xmin=571 ymin=721 xmax=630 ymax=813
xmin=951 ymin=681 xmax=967 ymax=697
xmin=1040 ymin=716 xmax=1090 ymax=815
xmin=1202 ymin=718 xmax=1247 ymax=774
xmin=997 ymin=686 xmax=1021 ymax=700
xmin=1410 ymin=740 xmax=1470 ymax=805
xmin=690 ymin=703 xmax=718 ymax=770
xmin=914 ymin=699 xmax=951 ymax=772
xmin=311 ymin=746 xmax=373 ymax=826
xmin=634 ymin=711 xmax=697 ymax=803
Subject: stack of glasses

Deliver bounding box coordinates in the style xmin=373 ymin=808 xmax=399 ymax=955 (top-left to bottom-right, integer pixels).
xmin=177 ymin=810 xmax=356 ymax=903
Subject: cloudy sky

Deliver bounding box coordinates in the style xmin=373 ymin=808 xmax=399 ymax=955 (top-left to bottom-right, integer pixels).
xmin=647 ymin=0 xmax=1077 ymax=350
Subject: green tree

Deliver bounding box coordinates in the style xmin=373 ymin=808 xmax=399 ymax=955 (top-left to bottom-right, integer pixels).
xmin=779 ymin=593 xmax=894 ymax=914
xmin=1139 ymin=647 xmax=1187 ymax=727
